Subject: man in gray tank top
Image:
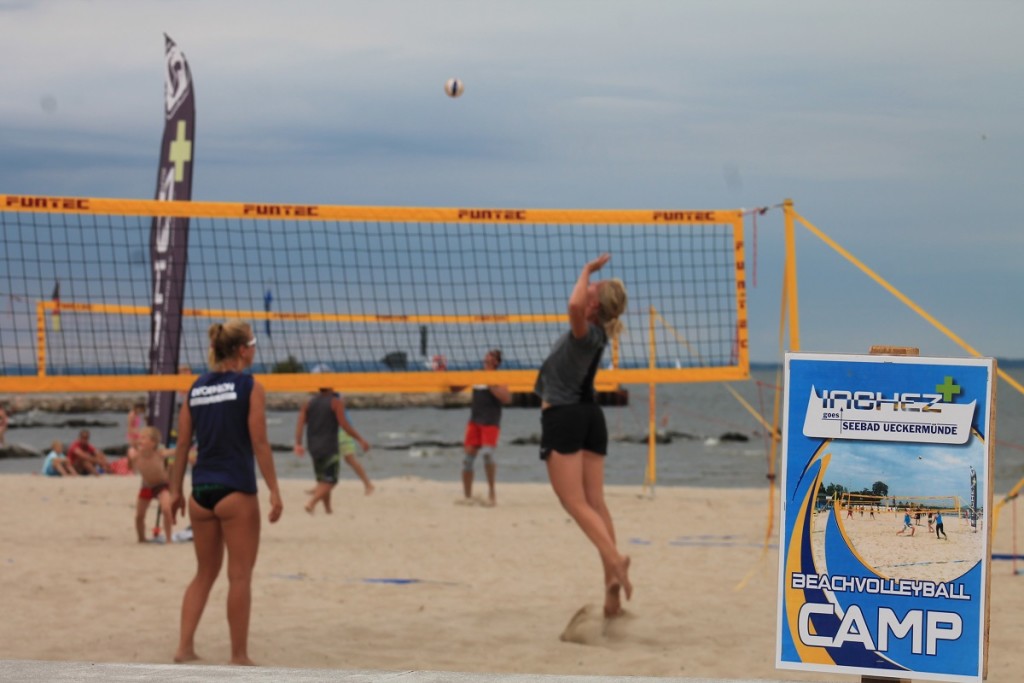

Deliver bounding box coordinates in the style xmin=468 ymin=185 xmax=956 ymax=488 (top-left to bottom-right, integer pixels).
xmin=294 ymin=388 xmax=369 ymax=514
xmin=452 ymin=349 xmax=510 ymax=505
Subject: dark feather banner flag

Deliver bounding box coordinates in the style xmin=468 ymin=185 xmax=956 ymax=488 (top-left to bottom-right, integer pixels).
xmin=50 ymin=279 xmax=61 ymax=332
xmin=148 ymin=34 xmax=195 ymax=444
xmin=264 ymin=288 xmax=273 ymax=339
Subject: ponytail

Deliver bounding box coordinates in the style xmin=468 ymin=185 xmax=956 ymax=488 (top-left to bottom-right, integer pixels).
xmin=207 ymin=320 xmax=252 ymax=369
xmin=597 ymin=278 xmax=627 ymax=343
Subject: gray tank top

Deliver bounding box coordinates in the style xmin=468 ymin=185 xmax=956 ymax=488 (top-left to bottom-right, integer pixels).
xmin=470 ymin=386 xmax=503 ymax=426
xmin=534 ymin=323 xmax=606 ymax=406
xmin=306 ymin=392 xmax=339 ymax=458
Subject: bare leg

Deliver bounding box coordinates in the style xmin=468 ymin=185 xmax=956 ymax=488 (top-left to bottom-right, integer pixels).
xmin=158 ymin=490 xmax=175 ymax=543
xmin=462 ymin=448 xmax=477 ymax=499
xmin=580 ymin=452 xmax=629 ymax=614
xmin=484 ymin=460 xmax=497 ymax=505
xmin=344 ymin=454 xmax=374 ymax=495
xmin=175 ymin=498 xmax=224 ymax=663
xmin=135 ymin=498 xmax=150 ymax=543
xmin=547 ymin=450 xmax=632 ymax=609
xmin=216 ymin=493 xmax=261 ymax=666
xmin=305 ymin=482 xmax=334 ymax=514
xmin=76 ymin=460 xmax=98 ymax=475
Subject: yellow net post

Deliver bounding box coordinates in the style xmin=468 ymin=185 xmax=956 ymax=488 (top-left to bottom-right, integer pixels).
xmin=644 ymin=305 xmax=657 ymax=495
xmin=1014 ymin=496 xmax=1018 ymax=575
xmin=782 ymin=198 xmax=801 ymax=352
xmin=34 ymin=301 xmax=46 ymax=378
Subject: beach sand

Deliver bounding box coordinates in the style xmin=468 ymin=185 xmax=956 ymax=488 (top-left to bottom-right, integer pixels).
xmin=1 ymin=474 xmax=1022 ymax=682
xmin=813 ymin=509 xmax=987 ymax=584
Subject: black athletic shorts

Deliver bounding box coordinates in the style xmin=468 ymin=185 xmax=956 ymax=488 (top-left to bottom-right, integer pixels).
xmin=313 ymin=453 xmax=341 ymax=484
xmin=539 ymin=403 xmax=608 ymax=460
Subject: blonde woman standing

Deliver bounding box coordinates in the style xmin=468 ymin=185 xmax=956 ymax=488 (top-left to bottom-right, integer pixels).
xmin=535 ymin=253 xmax=631 ymax=617
xmin=169 ymin=320 xmax=283 ymax=665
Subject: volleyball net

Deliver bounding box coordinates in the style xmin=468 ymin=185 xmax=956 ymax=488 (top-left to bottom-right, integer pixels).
xmin=0 ymin=195 xmax=749 ymax=393
xmin=839 ymin=492 xmax=962 ymax=515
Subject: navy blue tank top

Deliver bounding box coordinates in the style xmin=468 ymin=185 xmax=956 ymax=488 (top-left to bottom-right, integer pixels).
xmin=188 ymin=371 xmax=257 ymax=493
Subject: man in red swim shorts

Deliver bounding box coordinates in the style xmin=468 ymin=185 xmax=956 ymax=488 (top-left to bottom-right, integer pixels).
xmin=454 ymin=349 xmax=510 ymax=505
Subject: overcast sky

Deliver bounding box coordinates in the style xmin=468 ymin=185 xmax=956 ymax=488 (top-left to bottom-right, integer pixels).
xmin=2 ymin=0 xmax=1022 ymax=364
xmin=823 ymin=439 xmax=984 ymax=505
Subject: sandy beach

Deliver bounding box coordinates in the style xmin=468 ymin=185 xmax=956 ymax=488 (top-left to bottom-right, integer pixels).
xmin=813 ymin=509 xmax=987 ymax=584
xmin=1 ymin=474 xmax=1022 ymax=682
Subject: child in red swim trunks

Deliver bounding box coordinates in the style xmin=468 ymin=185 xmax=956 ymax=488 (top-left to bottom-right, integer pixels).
xmin=132 ymin=426 xmax=174 ymax=543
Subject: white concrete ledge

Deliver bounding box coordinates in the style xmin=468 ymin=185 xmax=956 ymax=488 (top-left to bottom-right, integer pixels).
xmin=0 ymin=660 xmax=807 ymax=683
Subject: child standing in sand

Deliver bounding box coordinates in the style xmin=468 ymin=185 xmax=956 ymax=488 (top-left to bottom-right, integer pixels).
xmin=132 ymin=426 xmax=174 ymax=543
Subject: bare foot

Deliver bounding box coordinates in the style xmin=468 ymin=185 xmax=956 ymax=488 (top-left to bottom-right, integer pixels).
xmin=230 ymin=656 xmax=257 ymax=666
xmin=324 ymin=501 xmax=333 ymax=514
xmin=604 ymin=582 xmax=622 ymax=617
xmin=364 ymin=483 xmax=375 ymax=495
xmin=173 ymin=650 xmax=200 ymax=663
xmin=304 ymin=503 xmax=315 ymax=515
xmin=608 ymin=555 xmax=632 ymax=601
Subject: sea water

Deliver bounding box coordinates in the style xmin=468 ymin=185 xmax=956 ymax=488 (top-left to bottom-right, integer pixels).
xmin=4 ymin=368 xmax=1024 ymax=491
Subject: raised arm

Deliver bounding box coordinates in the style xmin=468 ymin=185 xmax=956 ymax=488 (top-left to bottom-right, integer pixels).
xmin=489 ymin=384 xmax=512 ymax=405
xmin=568 ymin=253 xmax=610 ymax=339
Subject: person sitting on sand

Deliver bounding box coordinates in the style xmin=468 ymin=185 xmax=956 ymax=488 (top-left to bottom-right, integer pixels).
xmin=132 ymin=426 xmax=174 ymax=543
xmin=66 ymin=429 xmax=113 ymax=475
xmin=41 ymin=440 xmax=76 ymax=477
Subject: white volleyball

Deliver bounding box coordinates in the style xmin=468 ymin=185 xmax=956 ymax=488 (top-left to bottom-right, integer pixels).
xmin=444 ymin=78 xmax=464 ymax=98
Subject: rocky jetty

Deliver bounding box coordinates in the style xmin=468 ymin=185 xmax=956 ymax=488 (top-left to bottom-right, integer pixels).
xmin=0 ymin=444 xmax=41 ymax=459
xmin=2 ymin=392 xmax=471 ymax=413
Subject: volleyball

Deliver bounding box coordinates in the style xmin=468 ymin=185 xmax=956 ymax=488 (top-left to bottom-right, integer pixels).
xmin=444 ymin=78 xmax=464 ymax=98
